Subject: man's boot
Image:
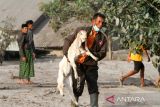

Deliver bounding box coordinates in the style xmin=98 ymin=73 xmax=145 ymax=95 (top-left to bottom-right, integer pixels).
xmin=71 ymin=96 xmax=79 ymax=107
xmin=90 ymin=93 xmax=98 ymax=107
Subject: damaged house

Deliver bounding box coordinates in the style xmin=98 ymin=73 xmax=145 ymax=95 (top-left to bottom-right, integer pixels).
xmin=0 ymin=0 xmax=64 ymax=64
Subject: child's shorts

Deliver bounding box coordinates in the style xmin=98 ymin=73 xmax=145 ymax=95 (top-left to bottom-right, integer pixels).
xmin=134 ymin=61 xmax=144 ymax=73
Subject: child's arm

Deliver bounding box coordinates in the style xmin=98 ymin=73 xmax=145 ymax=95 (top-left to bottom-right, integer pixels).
xmin=127 ymin=50 xmax=131 ymax=62
xmin=143 ymin=47 xmax=150 ymax=62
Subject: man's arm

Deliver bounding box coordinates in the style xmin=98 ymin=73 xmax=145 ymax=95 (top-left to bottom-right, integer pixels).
xmin=31 ymin=41 xmax=35 ymax=53
xmin=127 ymin=50 xmax=131 ymax=62
xmin=31 ymin=41 xmax=36 ymax=59
xmin=92 ymin=39 xmax=107 ymax=61
xmin=31 ymin=35 xmax=36 ymax=59
xmin=28 ymin=30 xmax=35 ymax=53
xmin=63 ymin=27 xmax=82 ymax=57
xmin=17 ymin=34 xmax=25 ymax=58
xmin=143 ymin=49 xmax=150 ymax=62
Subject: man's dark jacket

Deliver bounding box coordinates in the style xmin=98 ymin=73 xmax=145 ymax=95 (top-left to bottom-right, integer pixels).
xmin=63 ymin=26 xmax=107 ymax=65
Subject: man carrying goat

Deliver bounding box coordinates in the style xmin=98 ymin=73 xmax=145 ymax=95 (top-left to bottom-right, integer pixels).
xmin=63 ymin=13 xmax=107 ymax=107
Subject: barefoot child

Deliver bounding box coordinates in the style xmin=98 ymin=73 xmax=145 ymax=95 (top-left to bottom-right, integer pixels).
xmin=151 ymin=55 xmax=160 ymax=87
xmin=155 ymin=64 xmax=160 ymax=87
xmin=17 ymin=22 xmax=35 ymax=84
xmin=120 ymin=45 xmax=150 ymax=87
xmin=17 ymin=24 xmax=28 ymax=84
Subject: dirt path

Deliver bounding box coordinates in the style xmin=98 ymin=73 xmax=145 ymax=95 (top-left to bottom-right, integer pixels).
xmin=0 ymin=57 xmax=160 ymax=107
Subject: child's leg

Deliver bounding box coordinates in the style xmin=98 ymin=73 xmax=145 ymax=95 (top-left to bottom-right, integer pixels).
xmin=120 ymin=70 xmax=138 ymax=86
xmin=138 ymin=62 xmax=145 ymax=87
xmin=140 ymin=67 xmax=144 ymax=87
xmin=120 ymin=61 xmax=140 ymax=83
xmin=120 ymin=61 xmax=142 ymax=85
xmin=121 ymin=70 xmax=138 ymax=81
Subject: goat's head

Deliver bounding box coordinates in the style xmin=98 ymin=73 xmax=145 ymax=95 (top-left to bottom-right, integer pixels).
xmin=77 ymin=30 xmax=87 ymax=47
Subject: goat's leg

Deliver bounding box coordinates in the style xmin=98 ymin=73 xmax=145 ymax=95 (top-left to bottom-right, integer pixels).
xmin=57 ymin=67 xmax=65 ymax=96
xmin=65 ymin=75 xmax=78 ymax=106
xmin=71 ymin=63 xmax=78 ymax=79
xmin=85 ymin=48 xmax=98 ymax=61
xmin=87 ymin=51 xmax=98 ymax=61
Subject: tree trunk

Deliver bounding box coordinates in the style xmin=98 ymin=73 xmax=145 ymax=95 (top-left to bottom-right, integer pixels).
xmin=108 ymin=36 xmax=112 ymax=60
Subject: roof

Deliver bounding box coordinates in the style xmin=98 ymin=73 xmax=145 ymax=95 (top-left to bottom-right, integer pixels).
xmin=0 ymin=0 xmax=48 ymax=29
xmin=0 ymin=0 xmax=88 ymax=49
xmin=34 ymin=18 xmax=89 ymax=48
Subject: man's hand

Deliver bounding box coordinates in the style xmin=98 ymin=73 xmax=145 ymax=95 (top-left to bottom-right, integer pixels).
xmin=85 ymin=51 xmax=90 ymax=56
xmin=76 ymin=53 xmax=88 ymax=64
xmin=85 ymin=51 xmax=98 ymax=61
xmin=21 ymin=57 xmax=26 ymax=61
xmin=82 ymin=52 xmax=88 ymax=58
xmin=32 ymin=53 xmax=36 ymax=60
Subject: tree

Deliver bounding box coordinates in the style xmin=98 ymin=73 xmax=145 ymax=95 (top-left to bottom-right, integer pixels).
xmin=0 ymin=17 xmax=16 ymax=65
xmin=99 ymin=0 xmax=160 ymax=67
xmin=40 ymin=0 xmax=160 ymax=62
xmin=40 ymin=0 xmax=95 ymax=31
xmin=40 ymin=0 xmax=113 ymax=59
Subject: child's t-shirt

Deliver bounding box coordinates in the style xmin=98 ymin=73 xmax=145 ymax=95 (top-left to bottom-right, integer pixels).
xmin=130 ymin=53 xmax=143 ymax=61
xmin=130 ymin=46 xmax=144 ymax=62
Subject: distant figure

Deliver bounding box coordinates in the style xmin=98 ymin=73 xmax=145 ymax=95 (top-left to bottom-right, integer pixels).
xmin=155 ymin=65 xmax=160 ymax=87
xmin=151 ymin=55 xmax=160 ymax=87
xmin=26 ymin=20 xmax=36 ymax=55
xmin=17 ymin=21 xmax=35 ymax=84
xmin=120 ymin=45 xmax=150 ymax=87
xmin=0 ymin=51 xmax=4 ymax=65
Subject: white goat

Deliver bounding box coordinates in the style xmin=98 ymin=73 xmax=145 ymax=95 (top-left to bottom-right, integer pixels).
xmin=57 ymin=30 xmax=98 ymax=106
